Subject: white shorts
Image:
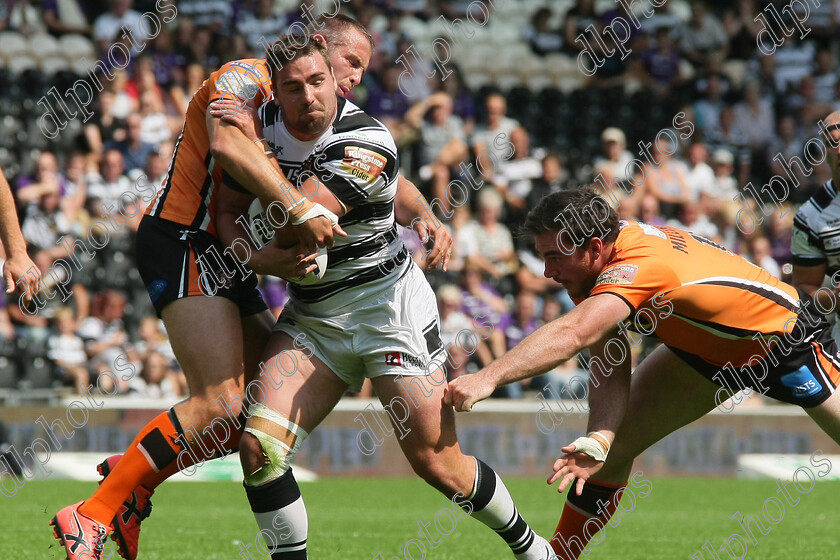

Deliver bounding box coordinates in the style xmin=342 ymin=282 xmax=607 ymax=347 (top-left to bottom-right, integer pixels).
xmin=273 ymin=263 xmax=447 ymax=391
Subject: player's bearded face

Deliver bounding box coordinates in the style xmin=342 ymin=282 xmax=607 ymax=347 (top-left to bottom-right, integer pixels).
xmin=275 ymin=54 xmax=338 ymax=140
xmin=535 ymin=232 xmax=599 ymax=299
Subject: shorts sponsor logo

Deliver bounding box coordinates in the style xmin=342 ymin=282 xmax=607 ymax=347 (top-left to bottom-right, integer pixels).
xmin=596 ymin=264 xmax=638 ymax=286
xmin=385 ymin=352 xmax=428 ymax=369
xmin=781 ymin=365 xmax=823 ymax=398
xmin=147 ymin=279 xmax=167 ymax=303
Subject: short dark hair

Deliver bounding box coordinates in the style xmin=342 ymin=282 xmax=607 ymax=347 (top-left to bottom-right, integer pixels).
xmin=265 ymin=34 xmax=331 ymax=76
xmin=310 ymin=14 xmax=375 ymax=52
xmin=522 ymin=186 xmax=619 ymax=250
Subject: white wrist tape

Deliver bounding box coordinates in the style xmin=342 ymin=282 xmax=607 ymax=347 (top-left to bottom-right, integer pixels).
xmin=290 ymin=202 xmax=339 ymax=227
xmin=568 ymin=434 xmax=609 ymax=462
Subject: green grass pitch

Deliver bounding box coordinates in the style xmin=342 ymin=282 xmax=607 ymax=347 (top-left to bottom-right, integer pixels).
xmin=7 ymin=478 xmax=840 ymax=559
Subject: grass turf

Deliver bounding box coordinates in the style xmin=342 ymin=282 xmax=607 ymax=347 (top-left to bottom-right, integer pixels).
xmin=7 ymin=477 xmax=840 ymax=559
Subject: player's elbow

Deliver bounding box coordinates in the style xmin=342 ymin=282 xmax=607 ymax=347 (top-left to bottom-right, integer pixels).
xmin=209 ymin=135 xmax=234 ymax=165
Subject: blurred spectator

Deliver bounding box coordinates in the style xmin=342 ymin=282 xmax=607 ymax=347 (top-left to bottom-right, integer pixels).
xmin=86 ymin=149 xmax=133 ymax=208
xmin=176 ymin=0 xmax=231 ymax=33
xmin=562 ymin=0 xmax=598 ymax=54
xmin=436 ymin=284 xmax=475 ymax=380
xmin=667 ymin=200 xmax=720 ymax=241
xmin=432 ymin=66 xmax=475 ymax=136
xmin=130 ymin=351 xmax=184 ymax=399
xmin=746 ymin=53 xmax=785 ymax=103
xmin=639 ymin=138 xmax=691 ymax=218
xmin=15 ymin=151 xmax=70 ymax=204
xmin=406 ymin=91 xmax=468 ymax=215
xmin=93 ymin=0 xmax=145 ymax=55
xmin=702 ymin=149 xmax=738 ymax=213
xmin=47 ymin=307 xmax=90 ymax=394
xmin=708 ymin=106 xmax=751 ymax=186
xmin=526 ymin=153 xmax=569 ymax=210
xmin=0 ymin=282 xmax=13 ymax=340
xmin=105 ymin=114 xmax=155 ymax=175
xmin=458 ymin=265 xmax=512 ymax=389
xmin=504 ymin=290 xmax=539 ymax=350
xmin=637 ymin=27 xmax=685 ymax=96
xmin=771 ymin=40 xmax=816 ymax=94
xmin=471 ymin=94 xmax=520 ymax=183
xmin=638 ymin=194 xmax=666 ymax=226
xmin=78 ymin=290 xmax=131 ymax=393
xmin=766 ymin=210 xmax=793 ymax=270
xmin=237 ymin=0 xmax=286 ymax=53
xmin=524 ymin=7 xmax=562 ymax=56
xmin=746 ymin=236 xmax=781 ymax=278
xmin=459 ymin=188 xmax=519 ymax=286
xmin=86 ymin=91 xmax=128 ymax=159
xmin=138 ymin=90 xmax=172 ymax=146
xmin=494 ymin=127 xmax=544 ymax=220
xmin=3 ymin=0 xmax=47 ymax=35
xmin=393 ymin=39 xmax=432 ymax=101
xmin=20 ymin=189 xmax=71 ymax=256
xmin=693 ymin=74 xmax=726 ymax=137
xmin=366 ymin=64 xmax=413 ymax=144
xmin=133 ymin=316 xmax=176 ymax=365
xmin=43 ymin=0 xmax=91 ymax=36
xmin=722 ymin=0 xmax=759 ymax=60
xmin=768 ymin=115 xmax=807 ymax=189
xmin=685 ymin=142 xmax=714 ymax=200
xmin=814 ymin=49 xmax=838 ymax=104
xmin=733 ymin=81 xmax=776 ymax=183
xmin=593 ymin=127 xmax=634 ymax=186
xmin=678 ymin=2 xmax=728 ymax=69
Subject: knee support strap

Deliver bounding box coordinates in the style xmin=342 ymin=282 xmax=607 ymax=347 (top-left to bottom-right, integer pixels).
xmin=243 ymin=403 xmax=309 ymax=486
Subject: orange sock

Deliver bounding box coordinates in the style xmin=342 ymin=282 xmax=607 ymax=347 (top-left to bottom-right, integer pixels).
xmin=550 ymin=479 xmax=627 ymax=560
xmin=80 ymin=410 xmax=186 ymax=524
xmin=142 ymin=415 xmax=245 ymax=489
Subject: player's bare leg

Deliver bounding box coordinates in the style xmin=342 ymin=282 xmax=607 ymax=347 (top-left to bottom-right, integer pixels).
xmin=804 ymin=387 xmax=840 ymax=445
xmin=239 ymin=332 xmax=348 ymax=558
xmin=550 ymin=346 xmax=722 ymax=559
xmin=54 ymin=297 xmax=272 ymax=560
xmin=371 ymin=370 xmax=555 ymax=559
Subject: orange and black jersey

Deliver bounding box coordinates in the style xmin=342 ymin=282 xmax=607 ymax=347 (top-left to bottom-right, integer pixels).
xmin=589 ymin=220 xmax=802 ymax=370
xmin=146 ymin=58 xmax=273 ymax=236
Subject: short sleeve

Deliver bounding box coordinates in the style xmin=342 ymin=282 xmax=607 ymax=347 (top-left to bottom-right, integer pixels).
xmin=208 ymin=60 xmax=272 ymax=106
xmin=791 ymin=213 xmax=826 ymax=267
xmin=314 ymin=139 xmax=399 ymax=208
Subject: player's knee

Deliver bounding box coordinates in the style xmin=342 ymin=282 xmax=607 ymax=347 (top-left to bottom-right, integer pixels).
xmin=242 ymin=403 xmax=309 ymax=487
xmin=405 ymin=449 xmax=456 ymax=489
xmin=239 ymin=432 xmax=266 ymax=477
xmin=192 ymin=386 xmax=244 ymax=423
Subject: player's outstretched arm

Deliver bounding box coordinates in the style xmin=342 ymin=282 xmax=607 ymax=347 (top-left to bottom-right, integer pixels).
xmin=0 ymin=167 xmax=40 ymax=301
xmin=394 ymin=174 xmax=453 ymax=272
xmin=548 ymin=325 xmax=632 ymax=496
xmin=206 ymin=105 xmax=345 ymax=251
xmin=444 ymin=293 xmax=631 ymax=412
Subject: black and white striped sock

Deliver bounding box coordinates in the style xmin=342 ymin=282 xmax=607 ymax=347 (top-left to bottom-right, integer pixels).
xmin=465 ymin=458 xmax=548 ymax=559
xmin=244 ymin=469 xmax=308 ymax=559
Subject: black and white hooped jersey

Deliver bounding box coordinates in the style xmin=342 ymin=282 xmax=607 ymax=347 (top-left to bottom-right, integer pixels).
xmin=792 ymin=179 xmax=840 ymax=279
xmin=258 ymin=96 xmax=409 ymax=314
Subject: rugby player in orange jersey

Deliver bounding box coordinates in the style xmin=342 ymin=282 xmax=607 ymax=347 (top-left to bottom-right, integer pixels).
xmin=50 ymin=15 xmax=451 ymax=560
xmin=444 ymin=187 xmax=840 ymax=559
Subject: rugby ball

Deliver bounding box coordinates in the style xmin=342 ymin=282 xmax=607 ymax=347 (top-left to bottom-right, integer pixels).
xmin=247 ymin=198 xmax=328 ymax=285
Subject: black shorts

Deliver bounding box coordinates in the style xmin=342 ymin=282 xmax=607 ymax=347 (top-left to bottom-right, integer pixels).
xmin=670 ymin=296 xmax=840 ymax=408
xmin=135 ymin=215 xmax=268 ymax=318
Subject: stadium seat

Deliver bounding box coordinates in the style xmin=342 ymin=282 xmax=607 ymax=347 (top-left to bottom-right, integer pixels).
xmin=0 ymin=32 xmax=27 ymax=57
xmin=6 ymin=53 xmax=38 ymax=75
xmin=20 ymin=356 xmax=53 ymax=389
xmin=57 ymin=34 xmax=95 ymax=60
xmin=0 ymin=356 xmax=17 ymax=389
xmin=506 ymin=86 xmax=532 ymax=121
xmin=39 ymin=55 xmax=70 ymax=76
xmin=28 ymin=33 xmax=61 ymax=59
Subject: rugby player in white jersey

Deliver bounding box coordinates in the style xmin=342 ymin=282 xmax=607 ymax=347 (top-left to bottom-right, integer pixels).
xmin=214 ymin=36 xmax=555 ymax=559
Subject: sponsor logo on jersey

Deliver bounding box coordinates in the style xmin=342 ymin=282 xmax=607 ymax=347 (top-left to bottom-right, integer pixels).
xmin=596 ymin=264 xmax=638 ymax=286
xmin=230 ymin=61 xmax=262 ymax=79
xmin=341 ymin=146 xmax=385 ymax=183
xmin=385 ymin=352 xmax=401 ymax=366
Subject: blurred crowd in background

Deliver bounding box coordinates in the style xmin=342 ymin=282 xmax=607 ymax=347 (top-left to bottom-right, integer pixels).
xmin=0 ymin=0 xmax=837 ymax=403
